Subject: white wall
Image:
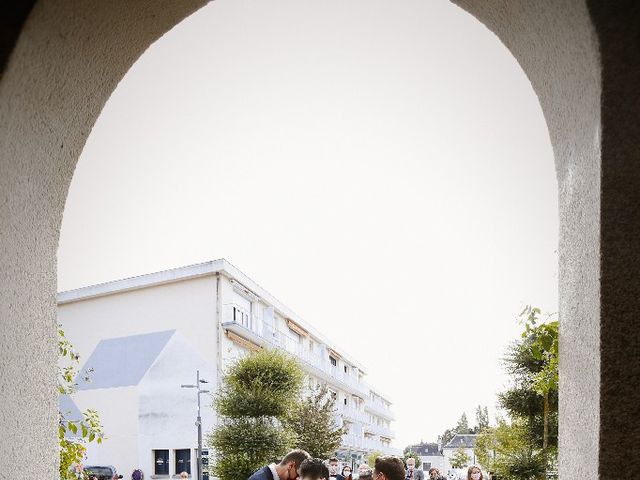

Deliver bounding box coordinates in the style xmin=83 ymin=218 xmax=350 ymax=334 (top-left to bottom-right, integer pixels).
xmin=58 ymin=276 xmax=220 ymax=477
xmin=58 ymin=275 xmax=219 ymax=367
xmin=139 ymin=332 xmax=216 ymax=477
xmin=419 ymin=456 xmax=445 ymax=475
xmin=73 ymin=386 xmax=139 ymax=476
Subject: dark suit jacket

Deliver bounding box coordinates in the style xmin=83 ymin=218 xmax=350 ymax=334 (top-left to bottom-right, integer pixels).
xmin=249 ymin=466 xmax=277 ymax=480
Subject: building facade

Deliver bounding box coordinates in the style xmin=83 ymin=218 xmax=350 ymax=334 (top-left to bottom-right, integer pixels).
xmin=58 ymin=259 xmax=398 ymax=477
xmin=442 ymin=435 xmax=479 ymax=473
xmin=405 ymin=442 xmax=445 ymax=474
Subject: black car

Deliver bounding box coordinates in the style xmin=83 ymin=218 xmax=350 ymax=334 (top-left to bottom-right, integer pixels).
xmin=84 ymin=465 xmax=123 ymax=480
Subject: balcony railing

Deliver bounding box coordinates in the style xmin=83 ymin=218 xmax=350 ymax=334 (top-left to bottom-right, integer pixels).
xmin=365 ymin=423 xmax=395 ymax=438
xmin=340 ymin=405 xmax=369 ymax=423
xmin=223 ymin=309 xmax=372 ymax=397
xmin=364 ymin=398 xmax=395 ymax=421
xmin=342 ymin=433 xmax=365 ymax=449
xmin=339 ymin=432 xmax=400 ymax=455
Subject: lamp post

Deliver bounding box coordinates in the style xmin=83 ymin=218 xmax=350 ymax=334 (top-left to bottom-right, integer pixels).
xmin=182 ymin=370 xmax=210 ymax=480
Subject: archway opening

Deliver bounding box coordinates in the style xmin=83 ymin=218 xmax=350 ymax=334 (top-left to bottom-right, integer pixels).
xmin=55 ymin=0 xmax=557 ymax=478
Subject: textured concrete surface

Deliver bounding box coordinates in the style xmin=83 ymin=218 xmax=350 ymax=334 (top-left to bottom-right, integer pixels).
xmin=0 ymin=1 xmax=206 ymax=476
xmin=1 ymin=0 xmax=637 ymax=477
xmin=453 ymin=2 xmax=601 ymax=477
xmin=586 ymin=1 xmax=640 ymax=474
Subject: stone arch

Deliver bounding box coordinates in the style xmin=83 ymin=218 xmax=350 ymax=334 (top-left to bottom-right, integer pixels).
xmin=1 ymin=1 xmax=638 ymax=477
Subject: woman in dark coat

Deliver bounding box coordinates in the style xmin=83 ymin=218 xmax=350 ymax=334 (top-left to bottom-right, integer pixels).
xmin=340 ymin=466 xmax=353 ymax=480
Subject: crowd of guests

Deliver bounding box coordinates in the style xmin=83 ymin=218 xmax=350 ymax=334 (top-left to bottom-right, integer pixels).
xmin=248 ymin=449 xmax=486 ymax=480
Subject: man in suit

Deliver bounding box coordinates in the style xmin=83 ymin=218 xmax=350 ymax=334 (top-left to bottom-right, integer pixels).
xmin=248 ymin=449 xmax=311 ymax=480
xmin=405 ymin=458 xmax=424 ymax=480
xmin=328 ymin=458 xmax=340 ymax=480
xmin=300 ymin=458 xmax=330 ymax=480
xmin=374 ymin=456 xmax=406 ymax=480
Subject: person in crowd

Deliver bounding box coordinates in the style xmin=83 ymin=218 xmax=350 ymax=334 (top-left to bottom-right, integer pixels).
xmin=131 ymin=469 xmax=144 ymax=480
xmin=373 ymin=456 xmax=405 ymax=480
xmin=179 ymin=473 xmax=189 ymax=479
xmin=339 ymin=465 xmax=353 ymax=480
xmin=359 ymin=467 xmax=373 ymax=480
xmin=405 ymin=458 xmax=424 ymax=480
xmin=466 ymin=466 xmax=482 ymax=480
xmin=427 ymin=468 xmax=444 ymax=480
xmin=358 ymin=462 xmax=373 ymax=477
xmin=299 ymin=458 xmax=330 ymax=480
xmin=248 ymin=449 xmax=312 ymax=480
xmin=328 ymin=458 xmax=340 ymax=480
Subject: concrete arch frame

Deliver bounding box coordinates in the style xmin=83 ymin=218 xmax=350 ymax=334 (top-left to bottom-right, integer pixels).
xmin=0 ymin=1 xmax=638 ymax=477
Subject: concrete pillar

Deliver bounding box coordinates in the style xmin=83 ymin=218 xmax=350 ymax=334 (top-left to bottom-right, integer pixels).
xmin=586 ymin=1 xmax=640 ymax=474
xmin=0 ymin=1 xmax=207 ymax=476
xmin=453 ymin=2 xmax=601 ymax=475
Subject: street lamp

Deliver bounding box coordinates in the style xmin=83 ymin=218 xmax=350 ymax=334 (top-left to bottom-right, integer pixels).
xmin=182 ymin=370 xmax=210 ymax=480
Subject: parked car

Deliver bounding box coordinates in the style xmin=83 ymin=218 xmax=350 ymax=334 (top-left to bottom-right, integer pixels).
xmin=84 ymin=465 xmax=123 ymax=480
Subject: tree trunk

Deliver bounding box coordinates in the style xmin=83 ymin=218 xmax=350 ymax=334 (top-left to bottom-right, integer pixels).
xmin=542 ymin=391 xmax=549 ymax=476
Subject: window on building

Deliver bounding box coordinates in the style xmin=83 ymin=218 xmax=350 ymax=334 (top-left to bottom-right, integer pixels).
xmin=232 ymin=291 xmax=252 ymax=329
xmin=344 ymin=397 xmax=348 ymax=406
xmin=154 ymin=450 xmax=169 ymax=476
xmin=263 ymin=306 xmax=275 ymax=333
xmin=330 ymin=356 xmax=337 ymax=366
xmin=344 ymin=365 xmax=348 ymax=373
xmin=175 ymin=449 xmax=191 ymax=475
xmin=329 ymin=389 xmax=337 ymax=400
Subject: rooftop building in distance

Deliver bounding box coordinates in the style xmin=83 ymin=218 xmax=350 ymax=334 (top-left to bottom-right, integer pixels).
xmin=58 ymin=259 xmax=399 ymax=477
xmin=405 ymin=442 xmax=445 ymax=474
xmin=442 ymin=434 xmax=480 ymax=472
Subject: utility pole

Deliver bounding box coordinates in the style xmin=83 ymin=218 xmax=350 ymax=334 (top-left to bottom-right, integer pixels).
xmin=182 ymin=370 xmax=210 ymax=480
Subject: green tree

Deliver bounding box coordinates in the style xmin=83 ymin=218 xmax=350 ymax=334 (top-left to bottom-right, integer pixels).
xmin=474 ymin=405 xmax=489 ymax=433
xmin=367 ymin=451 xmax=384 ymax=467
xmin=477 ymin=306 xmax=558 ymax=480
xmin=456 ymin=413 xmax=471 ymax=434
xmin=284 ymin=383 xmax=347 ymax=458
xmin=501 ymin=306 xmax=558 ymax=471
xmin=438 ymin=428 xmax=457 ymax=447
xmin=58 ymin=326 xmax=105 ymax=480
xmin=439 ymin=411 xmax=472 ymax=448
xmin=449 ymin=445 xmax=470 ymax=469
xmin=474 ymin=419 xmax=545 ymax=480
xmin=209 ymin=349 xmax=304 ymax=480
xmin=521 ymin=307 xmax=558 ymax=464
xmin=403 ymin=450 xmax=422 ymax=469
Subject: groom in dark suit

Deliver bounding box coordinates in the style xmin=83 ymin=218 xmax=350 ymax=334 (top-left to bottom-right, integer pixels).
xmin=405 ymin=458 xmax=424 ymax=480
xmin=248 ymin=449 xmax=311 ymax=480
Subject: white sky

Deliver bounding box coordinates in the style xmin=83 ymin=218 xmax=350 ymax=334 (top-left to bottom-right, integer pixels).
xmin=57 ymin=0 xmax=558 ymax=448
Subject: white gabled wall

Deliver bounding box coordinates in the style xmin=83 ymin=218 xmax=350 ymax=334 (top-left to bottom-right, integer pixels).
xmin=72 ymin=387 xmax=139 ymax=476
xmin=58 ymin=276 xmax=220 ymax=476
xmin=139 ymin=332 xmax=216 ymax=477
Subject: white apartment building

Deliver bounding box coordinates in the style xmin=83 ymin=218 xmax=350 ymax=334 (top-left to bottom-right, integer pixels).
xmin=58 ymin=259 xmax=398 ymax=478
